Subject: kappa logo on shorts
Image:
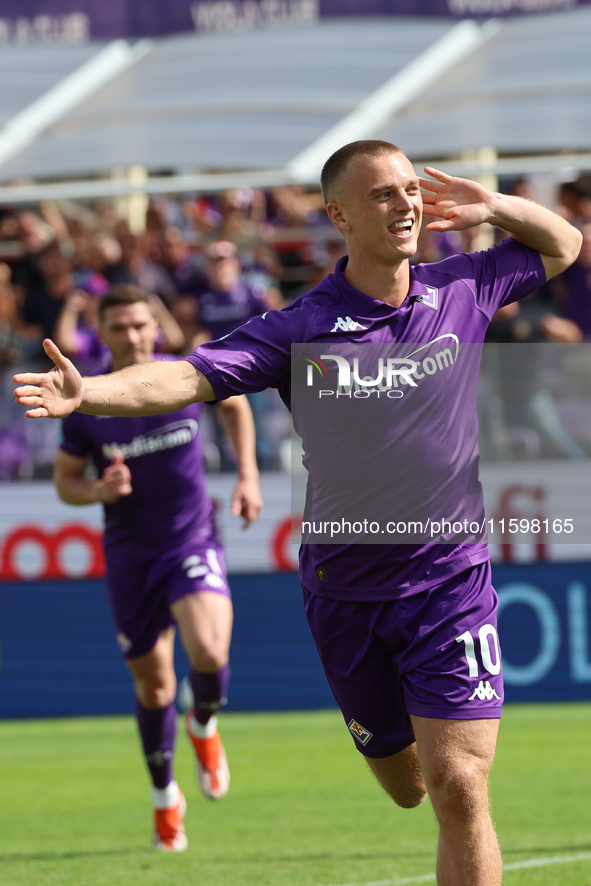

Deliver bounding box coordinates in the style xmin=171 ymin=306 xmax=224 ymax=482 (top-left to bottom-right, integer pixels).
xmin=469 ymin=680 xmax=501 ymax=701
xmin=348 ymin=719 xmax=373 ymax=746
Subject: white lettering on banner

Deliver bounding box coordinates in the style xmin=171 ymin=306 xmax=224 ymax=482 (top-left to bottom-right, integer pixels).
xmin=191 ymin=0 xmax=319 ymax=33
xmin=497 ymin=584 xmax=561 ymax=685
xmin=0 ymin=13 xmax=89 ymax=43
xmin=567 ymin=582 xmax=591 ymax=681
xmin=448 ymin=0 xmax=576 ymax=14
xmin=1 ymin=474 xmax=591 ymax=577
xmin=498 ymin=582 xmax=591 ymax=685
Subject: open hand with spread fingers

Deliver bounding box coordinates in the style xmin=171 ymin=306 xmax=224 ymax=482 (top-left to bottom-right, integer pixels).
xmin=13 ymin=338 xmax=83 ymax=419
xmin=420 ymin=166 xmax=497 ymax=233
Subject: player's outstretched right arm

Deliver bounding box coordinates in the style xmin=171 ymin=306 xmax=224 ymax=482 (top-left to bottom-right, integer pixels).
xmin=14 ymin=338 xmax=215 ymax=419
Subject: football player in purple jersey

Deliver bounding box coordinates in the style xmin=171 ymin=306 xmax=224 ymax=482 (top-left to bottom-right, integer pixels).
xmin=15 ymin=142 xmax=581 ymax=885
xmin=51 ymin=286 xmax=262 ymax=851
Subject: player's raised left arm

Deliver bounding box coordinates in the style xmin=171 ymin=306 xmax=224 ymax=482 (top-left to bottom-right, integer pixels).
xmin=421 ymin=167 xmax=583 ymax=280
xmin=217 ymin=395 xmax=263 ymax=528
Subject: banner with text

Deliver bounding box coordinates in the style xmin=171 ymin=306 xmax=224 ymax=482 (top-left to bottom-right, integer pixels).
xmin=0 ymin=0 xmax=588 ymax=42
xmin=1 ymin=469 xmax=591 ymax=582
xmin=0 ymin=563 xmax=589 ymax=717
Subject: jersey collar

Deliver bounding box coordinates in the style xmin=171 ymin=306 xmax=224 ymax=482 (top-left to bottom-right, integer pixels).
xmin=334 ymin=256 xmax=426 ymax=316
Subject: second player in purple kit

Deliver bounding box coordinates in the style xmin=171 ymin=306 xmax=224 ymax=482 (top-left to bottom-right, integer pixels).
xmin=52 ymin=286 xmax=262 ymax=852
xmin=15 ymin=141 xmax=582 ymax=886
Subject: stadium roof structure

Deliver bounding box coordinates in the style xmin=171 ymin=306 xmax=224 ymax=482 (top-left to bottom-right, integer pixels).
xmin=0 ymin=5 xmax=590 ymax=204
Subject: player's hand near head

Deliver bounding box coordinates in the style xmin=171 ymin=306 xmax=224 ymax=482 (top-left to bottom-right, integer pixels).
xmin=13 ymin=338 xmax=83 ymax=418
xmin=230 ymin=476 xmax=263 ymax=529
xmin=420 ymin=167 xmax=494 ymax=233
xmin=99 ymin=449 xmax=133 ymax=504
xmin=421 ymin=165 xmax=582 ymax=277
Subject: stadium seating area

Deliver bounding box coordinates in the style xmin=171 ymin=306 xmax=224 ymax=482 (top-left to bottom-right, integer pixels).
xmin=1 ymin=172 xmax=591 ymax=478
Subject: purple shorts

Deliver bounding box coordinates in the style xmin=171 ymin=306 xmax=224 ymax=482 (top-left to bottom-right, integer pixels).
xmin=106 ymin=539 xmax=230 ymax=660
xmin=303 ymin=562 xmax=503 ymax=758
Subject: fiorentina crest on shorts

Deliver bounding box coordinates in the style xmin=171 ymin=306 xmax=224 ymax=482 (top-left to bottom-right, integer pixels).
xmin=348 ymin=718 xmax=373 ymax=746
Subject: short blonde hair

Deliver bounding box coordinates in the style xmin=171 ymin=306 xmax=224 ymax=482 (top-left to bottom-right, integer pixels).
xmin=320 ymin=140 xmax=405 ymax=205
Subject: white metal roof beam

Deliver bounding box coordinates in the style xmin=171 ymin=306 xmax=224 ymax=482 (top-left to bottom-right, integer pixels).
xmin=286 ymin=18 xmax=501 ymax=183
xmin=1 ymin=151 xmax=591 ymax=205
xmin=0 ymin=169 xmax=290 ymax=204
xmin=0 ymin=39 xmax=153 ymax=171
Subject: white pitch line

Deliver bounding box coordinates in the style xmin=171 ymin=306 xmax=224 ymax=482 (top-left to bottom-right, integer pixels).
xmin=322 ymin=850 xmax=591 ymax=886
xmin=504 ymin=851 xmax=591 ymax=872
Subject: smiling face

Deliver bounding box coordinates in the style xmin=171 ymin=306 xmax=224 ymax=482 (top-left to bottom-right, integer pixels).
xmin=99 ymin=300 xmax=159 ymax=371
xmin=326 ymin=150 xmax=423 ymax=269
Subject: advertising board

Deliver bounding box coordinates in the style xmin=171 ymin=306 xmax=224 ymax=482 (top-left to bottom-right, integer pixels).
xmin=0 ymin=563 xmax=589 ymax=717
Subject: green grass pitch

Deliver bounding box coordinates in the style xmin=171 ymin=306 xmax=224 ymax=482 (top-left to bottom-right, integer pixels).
xmin=1 ymin=704 xmax=590 ymax=885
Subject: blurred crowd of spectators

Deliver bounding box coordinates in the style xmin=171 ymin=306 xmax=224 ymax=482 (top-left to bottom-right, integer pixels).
xmin=1 ymin=173 xmax=591 ymax=480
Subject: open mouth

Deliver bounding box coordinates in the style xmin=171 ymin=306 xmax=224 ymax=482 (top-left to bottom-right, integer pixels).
xmin=388 ymin=219 xmax=414 ymax=236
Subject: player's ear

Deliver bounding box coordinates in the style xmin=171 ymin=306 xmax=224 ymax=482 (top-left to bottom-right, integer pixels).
xmin=326 ymin=201 xmax=351 ymax=233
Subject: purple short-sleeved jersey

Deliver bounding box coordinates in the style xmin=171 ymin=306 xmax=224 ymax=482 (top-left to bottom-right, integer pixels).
xmin=73 ymin=323 xmax=111 ymax=376
xmin=561 ymin=260 xmax=591 ymax=337
xmin=59 ymin=355 xmax=218 ymax=569
xmin=185 ymin=239 xmax=545 ymax=600
xmin=194 ymin=282 xmax=265 ymax=340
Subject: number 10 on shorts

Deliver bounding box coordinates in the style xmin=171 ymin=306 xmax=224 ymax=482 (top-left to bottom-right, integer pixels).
xmin=456 ymin=625 xmax=501 ymax=677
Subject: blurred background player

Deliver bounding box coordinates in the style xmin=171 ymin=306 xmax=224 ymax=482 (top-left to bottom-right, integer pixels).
xmin=174 ymin=239 xmax=282 ymax=470
xmin=174 ymin=239 xmax=270 ymax=349
xmin=52 ymin=285 xmax=262 ymax=851
xmin=54 ymin=280 xmax=185 ymax=376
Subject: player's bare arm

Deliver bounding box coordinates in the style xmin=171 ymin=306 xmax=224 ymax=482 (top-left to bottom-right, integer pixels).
xmin=54 ymin=448 xmax=133 ymax=505
xmin=217 ymin=395 xmax=263 ymax=528
xmin=13 ymin=338 xmax=215 ymax=419
xmin=420 ymin=166 xmax=583 ymax=280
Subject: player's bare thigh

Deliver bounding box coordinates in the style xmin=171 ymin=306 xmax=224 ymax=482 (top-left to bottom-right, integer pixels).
xmin=365 ymin=716 xmax=499 ymax=810
xmin=171 ymin=591 xmax=233 ymax=672
xmin=126 ymin=625 xmax=176 ymax=708
xmin=365 ymin=741 xmax=427 ymax=808
xmin=411 ymin=715 xmax=499 ymax=798
xmin=411 ymin=716 xmax=502 ymax=885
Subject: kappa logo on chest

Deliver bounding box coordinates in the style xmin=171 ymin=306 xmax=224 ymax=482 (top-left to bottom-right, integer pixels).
xmin=330 ymin=316 xmax=368 ymax=333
